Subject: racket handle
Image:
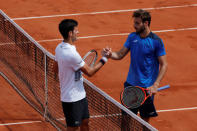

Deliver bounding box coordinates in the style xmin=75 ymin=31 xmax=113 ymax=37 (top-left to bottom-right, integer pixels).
xmin=157 ymin=85 xmax=170 ymax=91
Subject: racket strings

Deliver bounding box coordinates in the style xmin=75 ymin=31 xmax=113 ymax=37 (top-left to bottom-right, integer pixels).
xmin=85 ymin=53 xmax=96 ymax=66
xmin=122 ymin=87 xmax=145 ymax=109
xmin=83 ymin=50 xmax=97 ymax=67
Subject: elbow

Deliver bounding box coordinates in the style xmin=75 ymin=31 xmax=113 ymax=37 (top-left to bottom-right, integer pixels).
xmin=87 ymin=74 xmax=93 ymax=77
xmin=164 ymin=62 xmax=168 ymax=69
xmin=162 ymin=62 xmax=168 ymax=72
xmin=86 ymin=71 xmax=95 ymax=77
xmin=83 ymin=69 xmax=95 ymax=77
xmin=165 ymin=63 xmax=168 ymax=72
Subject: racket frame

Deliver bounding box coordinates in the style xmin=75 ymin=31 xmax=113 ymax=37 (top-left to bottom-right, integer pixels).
xmin=83 ymin=49 xmax=98 ymax=67
xmin=120 ymin=86 xmax=149 ymax=109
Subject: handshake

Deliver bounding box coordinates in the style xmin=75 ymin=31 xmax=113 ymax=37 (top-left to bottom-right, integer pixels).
xmin=101 ymin=47 xmax=112 ymax=58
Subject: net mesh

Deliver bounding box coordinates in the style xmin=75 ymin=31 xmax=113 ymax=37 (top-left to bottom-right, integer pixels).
xmin=0 ymin=10 xmax=157 ymax=131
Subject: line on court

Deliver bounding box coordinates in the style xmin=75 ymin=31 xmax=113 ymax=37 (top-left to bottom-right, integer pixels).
xmin=0 ymin=106 xmax=196 ymax=126
xmin=157 ymin=107 xmax=197 ymax=112
xmin=37 ymin=27 xmax=197 ymax=43
xmin=11 ymin=4 xmax=197 ymax=20
xmin=0 ymin=121 xmax=42 ymax=126
xmin=0 ymin=42 xmax=15 ymax=46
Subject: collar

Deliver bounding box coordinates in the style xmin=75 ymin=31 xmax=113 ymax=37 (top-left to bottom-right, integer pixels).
xmin=61 ymin=41 xmax=76 ymax=49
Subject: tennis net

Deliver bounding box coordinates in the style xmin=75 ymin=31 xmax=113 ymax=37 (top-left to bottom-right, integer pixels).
xmin=0 ymin=10 xmax=157 ymax=131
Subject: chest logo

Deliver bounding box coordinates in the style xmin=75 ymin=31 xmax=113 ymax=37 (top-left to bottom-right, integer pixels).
xmin=133 ymin=39 xmax=138 ymax=43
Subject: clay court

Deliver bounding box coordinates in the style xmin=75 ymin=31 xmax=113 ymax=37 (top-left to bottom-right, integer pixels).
xmin=0 ymin=0 xmax=197 ymax=130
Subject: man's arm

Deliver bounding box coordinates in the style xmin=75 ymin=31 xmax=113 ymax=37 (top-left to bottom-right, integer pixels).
xmin=154 ymin=55 xmax=168 ymax=85
xmin=150 ymin=55 xmax=168 ymax=95
xmin=105 ymin=46 xmax=129 ymax=60
xmin=80 ymin=57 xmax=107 ymax=77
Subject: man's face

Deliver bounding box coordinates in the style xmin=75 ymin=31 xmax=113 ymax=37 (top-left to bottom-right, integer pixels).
xmin=133 ymin=17 xmax=145 ymax=33
xmin=71 ymin=26 xmax=79 ymax=42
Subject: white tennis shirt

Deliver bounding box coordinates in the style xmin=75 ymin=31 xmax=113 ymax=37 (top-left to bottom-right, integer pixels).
xmin=55 ymin=42 xmax=86 ymax=102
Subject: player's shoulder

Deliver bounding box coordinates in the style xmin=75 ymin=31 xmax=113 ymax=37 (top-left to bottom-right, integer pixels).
xmin=148 ymin=32 xmax=162 ymax=41
xmin=148 ymin=32 xmax=164 ymax=46
xmin=129 ymin=32 xmax=137 ymax=37
xmin=56 ymin=42 xmax=74 ymax=51
xmin=128 ymin=32 xmax=138 ymax=40
xmin=55 ymin=43 xmax=62 ymax=53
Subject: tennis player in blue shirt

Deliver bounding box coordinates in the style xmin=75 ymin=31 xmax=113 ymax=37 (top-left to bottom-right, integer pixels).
xmin=103 ymin=9 xmax=168 ymax=122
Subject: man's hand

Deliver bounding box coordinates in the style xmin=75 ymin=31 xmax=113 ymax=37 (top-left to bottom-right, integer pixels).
xmin=102 ymin=46 xmax=112 ymax=58
xmin=148 ymin=83 xmax=159 ymax=96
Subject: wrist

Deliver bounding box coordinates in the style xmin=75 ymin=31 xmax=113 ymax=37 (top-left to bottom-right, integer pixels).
xmin=101 ymin=56 xmax=108 ymax=62
xmin=99 ymin=57 xmax=108 ymax=65
xmin=154 ymin=82 xmax=160 ymax=87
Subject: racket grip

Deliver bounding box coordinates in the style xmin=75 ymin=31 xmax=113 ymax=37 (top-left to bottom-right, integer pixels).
xmin=157 ymin=85 xmax=170 ymax=91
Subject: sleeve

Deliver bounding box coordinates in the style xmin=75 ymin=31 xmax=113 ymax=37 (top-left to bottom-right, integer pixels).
xmin=70 ymin=51 xmax=85 ymax=71
xmin=123 ymin=33 xmax=134 ymax=50
xmin=155 ymin=39 xmax=166 ymax=57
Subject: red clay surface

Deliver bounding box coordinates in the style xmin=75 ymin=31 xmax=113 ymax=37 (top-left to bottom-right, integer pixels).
xmin=0 ymin=76 xmax=56 ymax=131
xmin=0 ymin=0 xmax=197 ymax=130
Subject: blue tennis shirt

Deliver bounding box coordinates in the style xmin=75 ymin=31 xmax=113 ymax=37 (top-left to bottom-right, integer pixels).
xmin=124 ymin=32 xmax=166 ymax=88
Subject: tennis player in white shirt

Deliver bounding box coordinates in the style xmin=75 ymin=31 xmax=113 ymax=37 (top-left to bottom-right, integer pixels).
xmin=53 ymin=19 xmax=108 ymax=131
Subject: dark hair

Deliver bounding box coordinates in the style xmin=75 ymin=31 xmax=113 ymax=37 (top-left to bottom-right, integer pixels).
xmin=133 ymin=9 xmax=151 ymax=26
xmin=59 ymin=19 xmax=78 ymax=39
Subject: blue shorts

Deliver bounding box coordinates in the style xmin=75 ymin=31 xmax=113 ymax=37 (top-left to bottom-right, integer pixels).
xmin=62 ymin=97 xmax=89 ymax=127
xmin=124 ymin=82 xmax=158 ymax=118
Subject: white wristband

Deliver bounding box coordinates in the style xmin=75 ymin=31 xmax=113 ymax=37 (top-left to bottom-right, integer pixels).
xmin=101 ymin=57 xmax=108 ymax=63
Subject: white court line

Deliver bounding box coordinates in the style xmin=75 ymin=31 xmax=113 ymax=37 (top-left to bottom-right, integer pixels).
xmin=0 ymin=121 xmax=42 ymax=126
xmin=0 ymin=42 xmax=30 ymax=46
xmin=0 ymin=106 xmax=196 ymax=126
xmin=157 ymin=107 xmax=197 ymax=112
xmin=0 ymin=42 xmax=15 ymax=46
xmin=37 ymin=27 xmax=197 ymax=43
xmin=11 ymin=4 xmax=197 ymax=20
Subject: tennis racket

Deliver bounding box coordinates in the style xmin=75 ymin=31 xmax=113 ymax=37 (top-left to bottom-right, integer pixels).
xmin=83 ymin=49 xmax=98 ymax=67
xmin=120 ymin=85 xmax=170 ymax=109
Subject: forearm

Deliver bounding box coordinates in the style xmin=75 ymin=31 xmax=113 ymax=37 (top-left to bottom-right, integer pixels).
xmin=87 ymin=62 xmax=105 ymax=77
xmin=154 ymin=63 xmax=168 ymax=86
xmin=149 ymin=55 xmax=167 ymax=95
xmin=111 ymin=52 xmax=122 ymax=60
xmin=81 ymin=57 xmax=107 ymax=77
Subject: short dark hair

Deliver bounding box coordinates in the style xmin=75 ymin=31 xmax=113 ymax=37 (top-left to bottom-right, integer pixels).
xmin=59 ymin=19 xmax=78 ymax=39
xmin=133 ymin=9 xmax=151 ymax=26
